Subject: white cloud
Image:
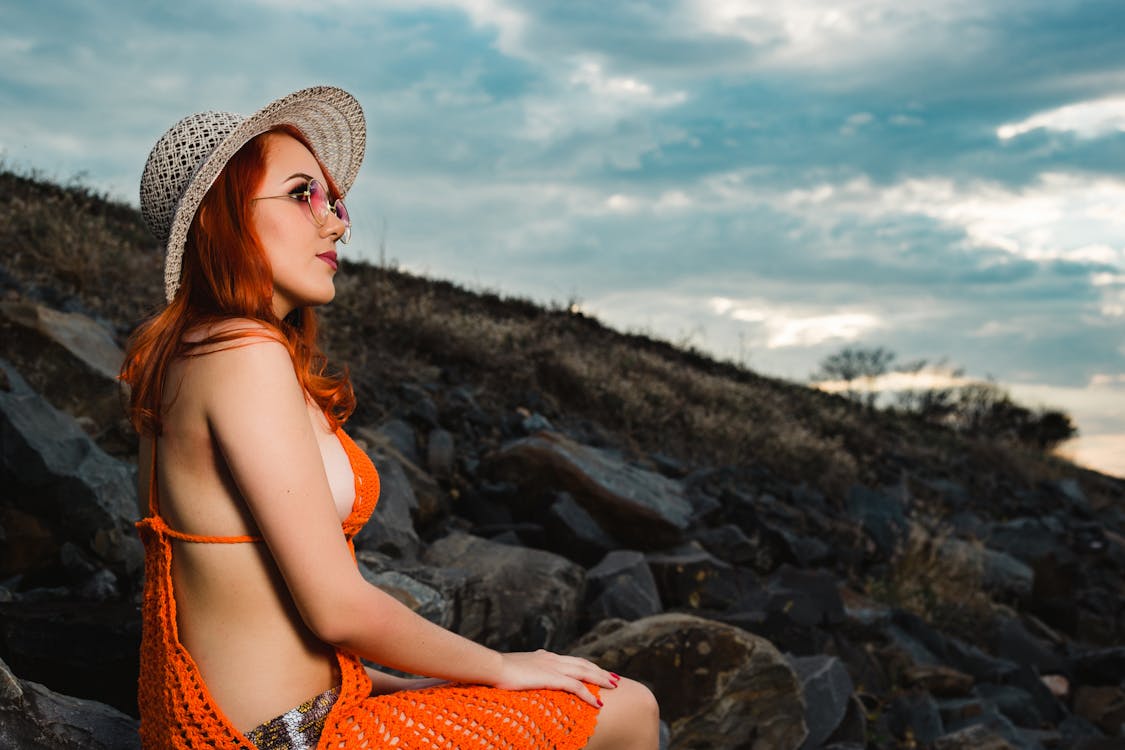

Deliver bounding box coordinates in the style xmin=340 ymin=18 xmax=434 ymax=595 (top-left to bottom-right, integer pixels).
xmin=1091 ymin=373 xmax=1125 ymax=388
xmin=604 ymin=194 xmax=640 ymax=213
xmin=707 ymin=296 xmax=881 ymax=348
xmin=841 ymin=111 xmax=874 ymax=135
xmin=688 ymin=0 xmax=994 ymax=73
xmin=775 ymin=172 xmax=1125 ymax=270
xmin=997 ymin=96 xmax=1125 ymax=140
xmin=521 ymin=59 xmax=686 ymax=144
xmin=766 ymin=312 xmax=881 ymax=348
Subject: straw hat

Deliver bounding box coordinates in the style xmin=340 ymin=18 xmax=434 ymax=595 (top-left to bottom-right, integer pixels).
xmin=139 ymin=86 xmax=366 ymax=303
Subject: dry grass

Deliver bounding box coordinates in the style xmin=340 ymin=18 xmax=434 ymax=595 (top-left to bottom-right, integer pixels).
xmin=867 ymin=526 xmax=995 ymax=637
xmin=0 ymin=167 xmax=161 ymax=325
xmin=3 ymin=166 xmax=1120 ymax=510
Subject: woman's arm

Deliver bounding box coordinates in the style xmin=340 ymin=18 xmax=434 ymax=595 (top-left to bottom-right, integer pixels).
xmin=199 ymin=336 xmax=613 ymax=706
xmin=363 ymin=666 xmax=446 ymax=696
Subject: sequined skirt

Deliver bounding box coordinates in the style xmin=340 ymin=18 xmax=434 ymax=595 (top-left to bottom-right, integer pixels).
xmin=245 ymin=686 xmax=339 ymax=750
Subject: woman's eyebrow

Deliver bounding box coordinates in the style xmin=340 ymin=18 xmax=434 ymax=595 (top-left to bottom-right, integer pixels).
xmin=285 ymin=172 xmax=315 ymax=182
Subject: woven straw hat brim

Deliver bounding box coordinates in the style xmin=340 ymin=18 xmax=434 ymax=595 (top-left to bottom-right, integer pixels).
xmin=139 ymin=86 xmax=365 ymax=303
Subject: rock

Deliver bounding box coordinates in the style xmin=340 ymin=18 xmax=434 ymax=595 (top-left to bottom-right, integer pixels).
xmin=518 ymin=410 xmax=553 ymax=435
xmin=1007 ymin=663 xmax=1066 ymax=725
xmin=425 ymin=428 xmax=455 ymax=480
xmin=1041 ymin=674 xmax=1069 ymax=699
xmin=974 ymin=683 xmax=1044 ymax=729
xmin=720 ymin=493 xmax=812 ymax=572
xmin=456 ymin=481 xmax=517 ymax=528
xmin=987 ymin=520 xmax=1079 ymax=630
xmin=945 ymin=635 xmax=1021 ymax=683
xmin=649 ymin=452 xmax=688 ymax=479
xmin=438 ymin=385 xmax=490 ymax=429
xmin=786 ymin=654 xmax=855 ymax=750
xmin=0 ymin=656 xmax=139 ymax=749
xmin=487 ymin=431 xmax=692 ymax=548
xmin=990 ymin=617 xmax=1066 ymax=675
xmin=571 ymin=613 xmax=807 ymax=750
xmin=585 ymin=550 xmax=663 ymax=625
xmin=357 ymin=554 xmax=451 ymax=629
xmin=723 ymin=564 xmax=844 ymax=655
xmin=1058 ymin=715 xmax=1111 ymax=745
xmin=351 ymin=447 xmax=422 ymax=560
xmin=354 ymin=425 xmax=447 ymax=527
xmin=886 ymin=691 xmax=944 ymax=746
xmin=0 ymin=656 xmax=21 ymax=703
xmin=0 ymin=601 xmax=141 ymax=718
xmin=1071 ymin=646 xmax=1125 ymax=686
xmin=764 ymin=564 xmax=845 ymax=628
xmin=937 ymin=537 xmax=1035 ymax=602
xmin=890 ymin=609 xmax=949 ymax=660
xmin=422 ymin=531 xmax=585 ymax=651
xmin=942 ymin=704 xmax=1046 ymax=750
xmin=543 ymin=492 xmax=620 ymax=567
xmin=373 ymin=418 xmax=420 ymax=466
xmin=0 ymin=303 xmax=121 ymax=381
xmin=933 ymin=722 xmax=1016 ymax=750
xmin=1074 ymin=685 xmax=1125 ymax=736
xmin=403 ymin=384 xmax=440 ymax=427
xmin=938 ymin=696 xmax=987 ymax=726
xmin=645 ymin=544 xmax=743 ymax=612
xmin=694 ymin=524 xmax=757 ymax=566
xmin=845 ymin=485 xmax=908 ymax=559
xmin=0 ymin=359 xmax=142 ymax=581
xmin=1072 ymin=739 xmax=1125 ymax=750
xmin=904 ymin=664 xmax=974 ymax=697
xmin=1052 ymin=478 xmax=1092 ymax=515
xmin=0 ymin=301 xmax=125 ymax=437
xmin=825 ymin=694 xmax=867 ymax=747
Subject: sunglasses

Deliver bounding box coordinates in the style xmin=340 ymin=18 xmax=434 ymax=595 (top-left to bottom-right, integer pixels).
xmin=253 ymin=178 xmax=351 ymax=243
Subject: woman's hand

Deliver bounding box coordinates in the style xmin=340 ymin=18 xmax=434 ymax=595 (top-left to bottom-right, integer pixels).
xmin=494 ymin=650 xmax=620 ymax=708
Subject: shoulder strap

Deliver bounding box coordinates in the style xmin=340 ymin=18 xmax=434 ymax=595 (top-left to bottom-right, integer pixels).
xmin=147 ymin=436 xmax=161 ymax=517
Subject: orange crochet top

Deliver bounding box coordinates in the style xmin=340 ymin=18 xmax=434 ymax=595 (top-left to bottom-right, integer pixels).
xmin=135 ymin=426 xmax=600 ymax=749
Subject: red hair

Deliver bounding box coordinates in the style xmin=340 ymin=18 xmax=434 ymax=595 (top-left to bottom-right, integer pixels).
xmin=121 ymin=125 xmax=355 ymax=436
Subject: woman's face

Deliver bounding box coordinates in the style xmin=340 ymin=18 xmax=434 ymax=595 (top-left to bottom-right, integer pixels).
xmin=252 ymin=133 xmax=349 ymax=318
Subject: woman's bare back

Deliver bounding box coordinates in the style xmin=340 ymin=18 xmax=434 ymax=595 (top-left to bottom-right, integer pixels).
xmin=138 ymin=335 xmax=357 ymax=731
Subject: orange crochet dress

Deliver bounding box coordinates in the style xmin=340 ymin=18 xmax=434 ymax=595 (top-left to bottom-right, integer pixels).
xmin=135 ymin=427 xmax=600 ymax=749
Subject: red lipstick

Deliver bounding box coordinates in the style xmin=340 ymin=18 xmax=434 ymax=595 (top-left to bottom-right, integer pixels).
xmin=317 ymin=250 xmax=338 ymax=271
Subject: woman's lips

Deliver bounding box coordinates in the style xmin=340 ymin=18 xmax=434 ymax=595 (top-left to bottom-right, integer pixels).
xmin=317 ymin=250 xmax=338 ymax=271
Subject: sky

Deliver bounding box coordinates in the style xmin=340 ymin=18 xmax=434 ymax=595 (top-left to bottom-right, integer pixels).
xmin=2 ymin=0 xmax=1123 ymax=478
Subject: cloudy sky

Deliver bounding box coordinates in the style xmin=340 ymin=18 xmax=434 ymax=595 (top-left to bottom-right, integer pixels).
xmin=2 ymin=0 xmax=1123 ymax=477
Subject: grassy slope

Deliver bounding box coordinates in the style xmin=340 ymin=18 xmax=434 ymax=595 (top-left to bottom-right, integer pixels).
xmin=2 ymin=167 xmax=1121 ymax=519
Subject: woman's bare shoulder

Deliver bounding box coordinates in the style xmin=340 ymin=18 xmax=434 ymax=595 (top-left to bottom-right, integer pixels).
xmin=183 ymin=317 xmax=285 ymax=351
xmin=177 ymin=319 xmax=298 ymax=408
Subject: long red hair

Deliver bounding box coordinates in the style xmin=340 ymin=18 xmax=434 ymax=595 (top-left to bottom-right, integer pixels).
xmin=121 ymin=124 xmax=355 ymax=436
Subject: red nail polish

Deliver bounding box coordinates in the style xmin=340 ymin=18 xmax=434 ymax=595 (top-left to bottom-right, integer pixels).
xmin=597 ymin=698 xmax=604 ymax=707
xmin=611 ymin=672 xmax=620 ymax=679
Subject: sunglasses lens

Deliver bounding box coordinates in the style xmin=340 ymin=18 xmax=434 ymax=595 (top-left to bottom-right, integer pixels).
xmin=307 ymin=179 xmax=328 ymax=223
xmin=334 ymin=199 xmax=349 ymax=227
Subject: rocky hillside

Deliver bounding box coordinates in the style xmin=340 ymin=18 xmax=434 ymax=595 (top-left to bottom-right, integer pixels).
xmin=0 ymin=168 xmax=1122 ymax=749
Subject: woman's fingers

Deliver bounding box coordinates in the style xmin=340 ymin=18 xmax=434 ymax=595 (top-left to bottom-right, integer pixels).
xmin=549 ymin=653 xmax=619 ymax=688
xmin=495 ymin=650 xmax=621 ymax=707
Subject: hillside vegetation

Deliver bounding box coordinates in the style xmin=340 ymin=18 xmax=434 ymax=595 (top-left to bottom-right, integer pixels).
xmin=1 ymin=166 xmax=1118 ymax=513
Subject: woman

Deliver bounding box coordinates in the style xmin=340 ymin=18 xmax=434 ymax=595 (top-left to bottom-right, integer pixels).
xmin=123 ymin=86 xmax=659 ymax=750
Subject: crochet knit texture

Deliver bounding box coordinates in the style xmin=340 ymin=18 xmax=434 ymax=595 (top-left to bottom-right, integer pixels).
xmin=135 ymin=427 xmax=600 ymax=749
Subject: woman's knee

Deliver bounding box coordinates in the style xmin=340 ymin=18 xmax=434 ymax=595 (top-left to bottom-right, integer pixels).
xmin=588 ymin=677 xmax=660 ymax=749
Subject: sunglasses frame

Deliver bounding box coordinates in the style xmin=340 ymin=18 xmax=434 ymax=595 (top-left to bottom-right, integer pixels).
xmin=252 ymin=178 xmax=351 ymax=244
